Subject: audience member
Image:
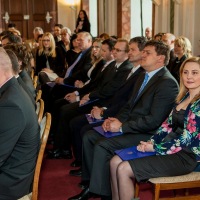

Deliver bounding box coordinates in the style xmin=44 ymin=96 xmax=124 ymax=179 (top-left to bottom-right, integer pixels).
xmin=1 ymin=32 xmax=22 ymax=46
xmin=57 ymin=27 xmax=72 ymax=58
xmin=162 ymin=33 xmax=176 ymax=70
xmin=145 ymin=27 xmax=152 ymax=40
xmin=53 ymin=23 xmax=63 ymax=44
xmin=68 ymin=40 xmax=179 ymax=200
xmin=75 ymin=10 xmax=91 ymax=33
xmin=4 ymin=43 xmax=36 ymax=98
xmin=0 ymin=47 xmax=40 ymax=199
xmin=35 ymin=32 xmax=66 ymax=84
xmin=154 ymin=32 xmax=163 ymax=41
xmin=99 ymin=33 xmax=110 ymax=40
xmin=26 ymin=27 xmax=44 ymax=50
xmin=170 ymin=36 xmax=192 ymax=83
xmin=110 ymin=56 xmax=200 ymax=200
xmin=5 ymin=48 xmax=35 ymax=105
xmin=66 ymin=34 xmax=81 ymax=67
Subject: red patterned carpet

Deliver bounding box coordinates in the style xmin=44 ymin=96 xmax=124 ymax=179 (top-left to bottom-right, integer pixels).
xmin=38 ymin=156 xmax=200 ymax=200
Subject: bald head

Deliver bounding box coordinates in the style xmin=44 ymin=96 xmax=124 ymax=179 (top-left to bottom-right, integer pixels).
xmin=0 ymin=47 xmax=13 ymax=87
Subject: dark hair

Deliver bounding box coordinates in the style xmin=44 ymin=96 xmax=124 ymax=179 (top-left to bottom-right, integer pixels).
xmin=54 ymin=24 xmax=63 ymax=29
xmin=37 ymin=34 xmax=44 ymax=41
xmin=0 ymin=30 xmax=13 ymax=38
xmin=4 ymin=43 xmax=32 ymax=70
xmin=129 ymin=36 xmax=147 ymax=51
xmin=145 ymin=40 xmax=170 ymax=66
xmin=5 ymin=49 xmax=19 ymax=74
xmin=70 ymin=34 xmax=77 ymax=49
xmin=8 ymin=23 xmax=16 ymax=28
xmin=99 ymin=33 xmax=110 ymax=40
xmin=102 ymin=38 xmax=116 ymax=51
xmin=76 ymin=10 xmax=90 ymax=26
xmin=2 ymin=33 xmax=21 ymax=44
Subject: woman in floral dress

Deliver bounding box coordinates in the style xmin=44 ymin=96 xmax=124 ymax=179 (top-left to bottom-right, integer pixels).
xmin=110 ymin=57 xmax=200 ymax=200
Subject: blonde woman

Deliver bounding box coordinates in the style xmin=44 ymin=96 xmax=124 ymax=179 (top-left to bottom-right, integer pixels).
xmin=170 ymin=36 xmax=192 ymax=83
xmin=35 ymin=32 xmax=66 ymax=84
xmin=110 ymin=57 xmax=200 ymax=200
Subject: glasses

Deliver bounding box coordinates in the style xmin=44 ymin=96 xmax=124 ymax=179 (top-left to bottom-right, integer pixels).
xmin=42 ymin=39 xmax=50 ymax=42
xmin=113 ymin=47 xmax=126 ymax=52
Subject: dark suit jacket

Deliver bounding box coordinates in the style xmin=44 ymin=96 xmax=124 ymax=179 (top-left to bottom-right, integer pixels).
xmin=89 ymin=59 xmax=133 ymax=100
xmin=78 ymin=59 xmax=113 ymax=96
xmin=17 ymin=76 xmax=36 ymax=106
xmin=0 ymin=77 xmax=40 ymax=199
xmin=19 ymin=69 xmax=36 ymax=98
xmin=63 ymin=47 xmax=92 ymax=85
xmin=101 ymin=67 xmax=145 ymax=117
xmin=116 ymin=67 xmax=179 ymax=135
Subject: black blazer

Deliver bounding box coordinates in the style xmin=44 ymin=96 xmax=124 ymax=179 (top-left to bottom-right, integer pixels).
xmin=17 ymin=76 xmax=36 ymax=106
xmin=78 ymin=59 xmax=106 ymax=96
xmin=116 ymin=67 xmax=179 ymax=135
xmin=19 ymin=69 xmax=36 ymax=98
xmin=89 ymin=59 xmax=133 ymax=100
xmin=101 ymin=67 xmax=145 ymax=117
xmin=0 ymin=77 xmax=40 ymax=199
xmin=64 ymin=47 xmax=92 ymax=85
xmin=35 ymin=47 xmax=66 ymax=77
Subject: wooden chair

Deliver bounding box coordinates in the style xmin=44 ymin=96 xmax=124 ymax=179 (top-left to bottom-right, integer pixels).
xmin=35 ymin=89 xmax=42 ymax=102
xmin=18 ymin=112 xmax=51 ymax=200
xmin=36 ymin=99 xmax=44 ymax=124
xmin=135 ymin=165 xmax=200 ymax=200
xmin=30 ymin=68 xmax=34 ymax=80
xmin=33 ymin=75 xmax=38 ymax=89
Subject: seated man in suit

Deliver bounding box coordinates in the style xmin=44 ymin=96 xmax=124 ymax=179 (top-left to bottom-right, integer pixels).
xmin=48 ymin=39 xmax=133 ymax=159
xmin=69 ymin=36 xmax=147 ymax=169
xmin=42 ymin=31 xmax=93 ymax=111
xmin=68 ymin=40 xmax=179 ymax=200
xmin=0 ymin=48 xmax=40 ymax=200
xmin=5 ymin=49 xmax=36 ymax=106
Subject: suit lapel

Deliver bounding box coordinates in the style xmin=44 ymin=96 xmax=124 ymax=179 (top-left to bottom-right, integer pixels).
xmin=132 ymin=67 xmax=167 ymax=105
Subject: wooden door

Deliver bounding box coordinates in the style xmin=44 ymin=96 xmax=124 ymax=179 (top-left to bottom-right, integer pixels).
xmin=0 ymin=0 xmax=57 ymax=40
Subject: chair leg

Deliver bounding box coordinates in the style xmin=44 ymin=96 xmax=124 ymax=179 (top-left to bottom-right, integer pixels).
xmin=134 ymin=182 xmax=140 ymax=198
xmin=153 ymin=184 xmax=160 ymax=200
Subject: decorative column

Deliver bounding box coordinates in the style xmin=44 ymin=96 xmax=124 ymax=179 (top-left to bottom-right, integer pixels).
xmin=117 ymin=0 xmax=131 ymax=40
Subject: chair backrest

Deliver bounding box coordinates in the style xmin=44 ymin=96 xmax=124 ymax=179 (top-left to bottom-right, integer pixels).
xmin=30 ymin=68 xmax=34 ymax=80
xmin=32 ymin=112 xmax=51 ymax=200
xmin=35 ymin=90 xmax=42 ymax=102
xmin=33 ymin=76 xmax=38 ymax=89
xmin=36 ymin=99 xmax=44 ymax=124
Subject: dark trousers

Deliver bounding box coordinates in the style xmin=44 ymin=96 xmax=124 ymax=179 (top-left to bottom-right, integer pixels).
xmin=82 ymin=130 xmax=151 ymax=196
xmin=70 ymin=114 xmax=103 ymax=161
xmin=53 ymin=101 xmax=97 ymax=150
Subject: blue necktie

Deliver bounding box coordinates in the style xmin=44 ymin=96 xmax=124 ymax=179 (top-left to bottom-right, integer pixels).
xmin=64 ymin=53 xmax=83 ymax=78
xmin=136 ymin=73 xmax=149 ymax=98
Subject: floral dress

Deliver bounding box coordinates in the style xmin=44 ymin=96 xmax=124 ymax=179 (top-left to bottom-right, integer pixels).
xmin=129 ymin=94 xmax=200 ymax=182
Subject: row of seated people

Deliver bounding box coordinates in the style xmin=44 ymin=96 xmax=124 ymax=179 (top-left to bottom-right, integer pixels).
xmin=37 ymin=31 xmax=200 ymax=200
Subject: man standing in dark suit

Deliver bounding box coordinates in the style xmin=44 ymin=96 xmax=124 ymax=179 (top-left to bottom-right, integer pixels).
xmin=68 ymin=40 xmax=179 ymax=200
xmin=0 ymin=48 xmax=40 ymax=200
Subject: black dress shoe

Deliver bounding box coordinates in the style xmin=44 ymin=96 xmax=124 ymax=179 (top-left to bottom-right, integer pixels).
xmin=71 ymin=160 xmax=82 ymax=167
xmin=68 ymin=187 xmax=90 ymax=200
xmin=78 ymin=180 xmax=89 ymax=189
xmin=69 ymin=167 xmax=82 ymax=177
xmin=47 ymin=149 xmax=73 ymax=159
